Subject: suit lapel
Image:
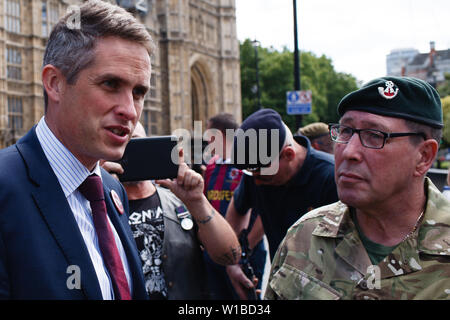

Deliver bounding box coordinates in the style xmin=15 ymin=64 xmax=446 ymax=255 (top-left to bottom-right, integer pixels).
xmin=103 ymin=184 xmax=134 ymax=252
xmin=16 ymin=128 xmax=103 ymax=299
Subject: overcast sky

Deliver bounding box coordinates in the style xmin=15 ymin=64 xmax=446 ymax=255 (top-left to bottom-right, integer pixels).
xmin=235 ymin=0 xmax=450 ymax=85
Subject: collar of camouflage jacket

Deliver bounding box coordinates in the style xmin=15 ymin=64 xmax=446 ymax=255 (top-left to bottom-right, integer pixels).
xmin=311 ymin=177 xmax=450 ymax=278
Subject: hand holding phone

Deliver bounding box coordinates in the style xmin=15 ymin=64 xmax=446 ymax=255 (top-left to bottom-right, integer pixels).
xmin=116 ymin=136 xmax=179 ymax=182
xmin=100 ymin=160 xmax=124 ymax=180
xmin=156 ymin=148 xmax=205 ymax=206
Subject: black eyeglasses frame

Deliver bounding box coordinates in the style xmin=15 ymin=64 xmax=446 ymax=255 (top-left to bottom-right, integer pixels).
xmin=328 ymin=123 xmax=426 ymax=149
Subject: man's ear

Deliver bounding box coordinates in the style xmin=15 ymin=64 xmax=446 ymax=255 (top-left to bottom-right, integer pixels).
xmin=42 ymin=65 xmax=65 ymax=104
xmin=414 ymin=139 xmax=439 ymax=177
xmin=281 ymin=145 xmax=296 ymax=161
xmin=311 ymin=141 xmax=320 ymax=150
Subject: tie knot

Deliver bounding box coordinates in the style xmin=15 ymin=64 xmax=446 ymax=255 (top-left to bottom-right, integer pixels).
xmin=78 ymin=174 xmax=105 ymax=202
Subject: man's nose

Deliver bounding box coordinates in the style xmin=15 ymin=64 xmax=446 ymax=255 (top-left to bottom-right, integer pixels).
xmin=116 ymin=90 xmax=138 ymax=121
xmin=339 ymin=133 xmax=364 ymax=160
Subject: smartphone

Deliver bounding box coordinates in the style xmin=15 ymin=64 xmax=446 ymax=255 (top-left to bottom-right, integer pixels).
xmin=116 ymin=136 xmax=179 ymax=182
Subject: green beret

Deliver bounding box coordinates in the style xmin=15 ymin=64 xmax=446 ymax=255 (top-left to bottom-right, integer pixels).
xmin=337 ymin=76 xmax=443 ymax=128
xmin=298 ymin=122 xmax=329 ymax=139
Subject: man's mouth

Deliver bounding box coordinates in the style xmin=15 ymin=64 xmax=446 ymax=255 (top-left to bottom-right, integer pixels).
xmin=338 ymin=171 xmax=365 ymax=183
xmin=106 ymin=126 xmax=130 ymax=137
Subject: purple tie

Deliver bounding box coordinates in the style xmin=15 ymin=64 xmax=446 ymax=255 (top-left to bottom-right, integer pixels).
xmin=78 ymin=175 xmax=131 ymax=300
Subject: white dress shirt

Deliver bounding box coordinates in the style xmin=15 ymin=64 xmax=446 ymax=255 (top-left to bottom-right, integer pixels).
xmin=35 ymin=116 xmax=132 ymax=299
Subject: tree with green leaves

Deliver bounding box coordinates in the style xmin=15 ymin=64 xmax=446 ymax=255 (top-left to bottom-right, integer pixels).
xmin=240 ymin=39 xmax=359 ymax=132
xmin=441 ymin=96 xmax=450 ymax=147
xmin=437 ymin=73 xmax=450 ymax=98
xmin=434 ymin=73 xmax=450 ymax=148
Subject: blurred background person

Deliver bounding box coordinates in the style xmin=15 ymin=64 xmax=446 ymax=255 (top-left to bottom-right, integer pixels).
xmin=443 ymin=167 xmax=450 ymax=200
xmin=298 ymin=122 xmax=334 ymax=154
xmin=225 ymin=108 xmax=338 ymax=299
xmin=203 ymin=113 xmax=267 ymax=299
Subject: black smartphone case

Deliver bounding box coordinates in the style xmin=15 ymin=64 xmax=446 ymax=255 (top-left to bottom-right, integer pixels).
xmin=117 ymin=136 xmax=179 ymax=182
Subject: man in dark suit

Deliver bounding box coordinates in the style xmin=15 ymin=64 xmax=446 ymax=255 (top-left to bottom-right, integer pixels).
xmin=0 ymin=0 xmax=153 ymax=299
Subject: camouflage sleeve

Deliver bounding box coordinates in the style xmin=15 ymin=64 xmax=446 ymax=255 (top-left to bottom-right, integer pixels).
xmin=264 ymin=225 xmax=295 ymax=300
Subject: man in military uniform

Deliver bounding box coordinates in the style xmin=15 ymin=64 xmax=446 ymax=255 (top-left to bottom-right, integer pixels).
xmin=265 ymin=77 xmax=450 ymax=300
xmin=298 ymin=122 xmax=334 ymax=154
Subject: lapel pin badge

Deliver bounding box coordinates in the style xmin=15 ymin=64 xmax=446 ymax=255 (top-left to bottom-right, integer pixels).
xmin=111 ymin=190 xmax=124 ymax=215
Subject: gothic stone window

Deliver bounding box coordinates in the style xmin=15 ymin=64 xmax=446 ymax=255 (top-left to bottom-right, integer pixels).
xmin=141 ymin=109 xmax=158 ymax=136
xmin=6 ymin=46 xmax=22 ymax=80
xmin=7 ymin=96 xmax=23 ymax=130
xmin=150 ymin=72 xmax=157 ymax=99
xmin=5 ymin=0 xmax=21 ymax=34
xmin=42 ymin=0 xmax=59 ymax=37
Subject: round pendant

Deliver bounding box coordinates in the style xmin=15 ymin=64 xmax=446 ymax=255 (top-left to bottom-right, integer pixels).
xmin=181 ymin=218 xmax=193 ymax=230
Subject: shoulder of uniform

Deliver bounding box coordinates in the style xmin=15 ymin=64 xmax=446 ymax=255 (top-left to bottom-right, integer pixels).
xmin=293 ymin=201 xmax=343 ymax=225
xmin=418 ymin=178 xmax=450 ymax=255
xmin=287 ymin=201 xmax=345 ymax=238
xmin=272 ymin=202 xmax=347 ymax=277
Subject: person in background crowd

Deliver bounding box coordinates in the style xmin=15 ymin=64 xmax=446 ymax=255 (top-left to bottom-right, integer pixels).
xmin=225 ymin=108 xmax=338 ymax=299
xmin=298 ymin=122 xmax=334 ymax=154
xmin=102 ymin=122 xmax=240 ymax=299
xmin=442 ymin=166 xmax=450 ymax=200
xmin=266 ymin=76 xmax=450 ymax=300
xmin=447 ymin=166 xmax=450 ymax=187
xmin=203 ymin=113 xmax=267 ymax=299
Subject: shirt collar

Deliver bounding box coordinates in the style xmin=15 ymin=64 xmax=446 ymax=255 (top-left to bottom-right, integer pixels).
xmin=35 ymin=116 xmax=102 ymax=198
xmin=312 ymin=178 xmax=450 ymax=256
xmin=291 ymin=135 xmax=335 ymax=187
xmin=308 ymin=178 xmax=450 ymax=279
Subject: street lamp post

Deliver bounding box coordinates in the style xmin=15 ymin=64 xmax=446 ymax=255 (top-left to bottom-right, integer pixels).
xmin=293 ymin=0 xmax=302 ymax=129
xmin=252 ymin=39 xmax=262 ymax=110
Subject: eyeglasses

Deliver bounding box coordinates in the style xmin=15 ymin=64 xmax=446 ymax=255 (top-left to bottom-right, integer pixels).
xmin=328 ymin=124 xmax=426 ymax=149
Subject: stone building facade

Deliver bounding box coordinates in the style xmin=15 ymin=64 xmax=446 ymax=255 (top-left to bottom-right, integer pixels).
xmin=0 ymin=0 xmax=241 ymax=148
xmin=386 ymin=42 xmax=450 ymax=88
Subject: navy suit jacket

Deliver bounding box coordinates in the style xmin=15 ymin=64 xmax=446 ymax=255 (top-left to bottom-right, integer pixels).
xmin=0 ymin=127 xmax=148 ymax=299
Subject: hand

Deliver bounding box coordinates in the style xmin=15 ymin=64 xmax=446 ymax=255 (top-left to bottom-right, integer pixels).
xmin=99 ymin=160 xmax=123 ymax=181
xmin=156 ymin=148 xmax=204 ymax=206
xmin=226 ymin=264 xmax=256 ymax=300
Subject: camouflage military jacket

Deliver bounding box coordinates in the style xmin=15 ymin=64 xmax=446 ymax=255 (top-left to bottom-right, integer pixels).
xmin=265 ymin=178 xmax=450 ymax=300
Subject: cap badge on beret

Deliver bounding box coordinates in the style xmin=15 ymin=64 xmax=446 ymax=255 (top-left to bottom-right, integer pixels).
xmin=378 ymin=80 xmax=399 ymax=100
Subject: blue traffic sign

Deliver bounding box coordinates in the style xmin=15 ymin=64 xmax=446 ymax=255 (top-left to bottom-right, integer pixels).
xmin=286 ymin=90 xmax=312 ymax=115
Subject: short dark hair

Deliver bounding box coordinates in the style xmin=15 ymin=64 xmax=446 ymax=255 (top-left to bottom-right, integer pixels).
xmin=43 ymin=0 xmax=155 ymax=111
xmin=403 ymin=119 xmax=442 ymax=146
xmin=207 ymin=113 xmax=238 ymax=133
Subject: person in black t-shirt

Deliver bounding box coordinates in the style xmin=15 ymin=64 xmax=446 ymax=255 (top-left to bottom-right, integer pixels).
xmin=102 ymin=122 xmax=240 ymax=299
xmin=224 ymin=109 xmax=338 ymax=300
xmin=127 ymin=191 xmax=166 ymax=299
xmin=203 ymin=113 xmax=267 ymax=300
